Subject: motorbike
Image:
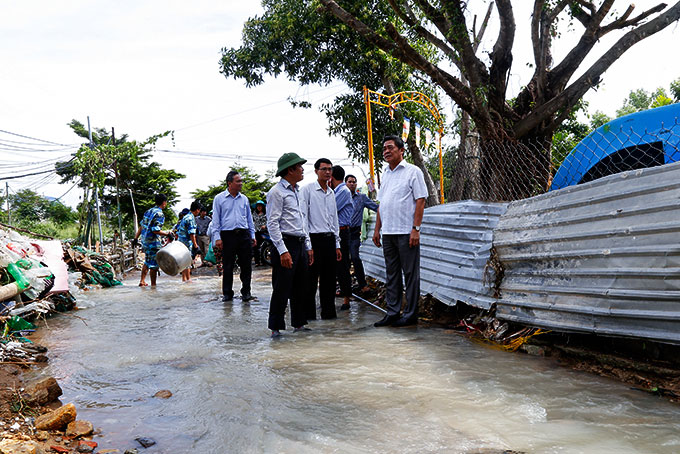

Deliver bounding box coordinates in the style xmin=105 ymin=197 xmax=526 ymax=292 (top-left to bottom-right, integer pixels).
xmin=258 ymin=231 xmax=274 ymax=266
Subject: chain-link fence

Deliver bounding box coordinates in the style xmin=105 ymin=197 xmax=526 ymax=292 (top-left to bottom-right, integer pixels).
xmin=446 ymin=115 xmax=680 ymax=203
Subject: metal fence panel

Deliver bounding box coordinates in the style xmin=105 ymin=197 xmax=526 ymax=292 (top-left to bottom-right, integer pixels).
xmin=360 ymin=200 xmax=508 ymax=309
xmin=494 ymin=161 xmax=680 ymax=344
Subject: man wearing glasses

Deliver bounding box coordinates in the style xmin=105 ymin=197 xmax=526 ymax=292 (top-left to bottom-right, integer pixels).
xmin=300 ymin=158 xmax=342 ymax=321
xmin=372 ymin=135 xmax=427 ymax=327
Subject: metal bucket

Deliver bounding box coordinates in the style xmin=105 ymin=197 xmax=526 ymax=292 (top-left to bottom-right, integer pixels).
xmin=156 ymin=241 xmax=192 ymax=276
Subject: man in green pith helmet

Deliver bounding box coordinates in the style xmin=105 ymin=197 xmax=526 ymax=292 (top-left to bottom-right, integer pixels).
xmin=266 ymin=152 xmax=314 ymax=338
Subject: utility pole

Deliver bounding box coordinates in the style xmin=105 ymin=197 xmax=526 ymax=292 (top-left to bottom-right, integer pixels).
xmin=88 ymin=116 xmax=104 ymax=252
xmin=5 ymin=182 xmax=10 ymax=226
xmin=112 ymin=127 xmax=124 ymax=241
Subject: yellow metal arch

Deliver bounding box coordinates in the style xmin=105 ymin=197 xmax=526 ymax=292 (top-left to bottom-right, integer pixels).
xmin=363 ymin=86 xmax=445 ymax=203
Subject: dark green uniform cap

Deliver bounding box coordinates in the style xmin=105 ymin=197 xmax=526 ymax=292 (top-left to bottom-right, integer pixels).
xmin=275 ymin=152 xmax=307 ymax=177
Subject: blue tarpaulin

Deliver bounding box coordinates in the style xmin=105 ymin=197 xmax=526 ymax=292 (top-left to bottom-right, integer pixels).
xmin=551 ymin=103 xmax=680 ymax=191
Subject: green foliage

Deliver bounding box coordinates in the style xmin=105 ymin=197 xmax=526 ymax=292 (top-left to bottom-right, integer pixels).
xmin=671 ymin=78 xmax=680 ymax=102
xmin=615 ymin=87 xmax=672 ymax=118
xmin=0 ymin=189 xmax=79 ymax=239
xmin=190 ymin=165 xmax=276 ymax=210
xmin=589 ymin=110 xmax=612 ymax=129
xmin=57 ymin=120 xmax=184 ymax=235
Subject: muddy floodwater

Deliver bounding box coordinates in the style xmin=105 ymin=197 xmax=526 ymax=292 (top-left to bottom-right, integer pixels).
xmin=31 ymin=268 xmax=680 ymax=453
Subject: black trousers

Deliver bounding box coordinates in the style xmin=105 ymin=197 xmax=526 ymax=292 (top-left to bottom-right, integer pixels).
xmin=336 ymin=227 xmax=352 ymax=297
xmin=382 ymin=234 xmax=420 ymax=320
xmin=220 ymin=229 xmax=252 ymax=299
xmin=306 ymin=233 xmax=338 ymax=320
xmin=349 ymin=226 xmax=367 ymax=288
xmin=268 ymin=235 xmax=309 ymax=331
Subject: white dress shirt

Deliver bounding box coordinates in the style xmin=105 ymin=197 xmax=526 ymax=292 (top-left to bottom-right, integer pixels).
xmin=266 ymin=179 xmax=312 ymax=254
xmin=299 ymin=181 xmax=340 ymax=249
xmin=378 ymin=160 xmax=428 ymax=234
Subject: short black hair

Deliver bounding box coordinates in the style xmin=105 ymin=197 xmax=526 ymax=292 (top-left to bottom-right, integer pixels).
xmin=226 ymin=170 xmax=239 ymax=183
xmin=314 ymin=158 xmax=332 ymax=170
xmin=190 ymin=201 xmax=201 ymax=212
xmin=383 ymin=135 xmax=404 ymax=149
xmin=155 ymin=193 xmax=167 ymax=206
xmin=332 ymin=165 xmax=345 ymax=181
xmin=345 ymin=174 xmax=357 ymax=183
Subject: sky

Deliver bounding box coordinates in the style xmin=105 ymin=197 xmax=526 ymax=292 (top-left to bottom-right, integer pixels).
xmin=2 ymin=0 xmax=680 ymax=210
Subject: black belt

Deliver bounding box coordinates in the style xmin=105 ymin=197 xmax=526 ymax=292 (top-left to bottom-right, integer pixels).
xmin=310 ymin=232 xmax=334 ymax=238
xmin=282 ymin=234 xmax=306 ymax=242
xmin=222 ymin=228 xmax=248 ymax=233
xmin=339 ymin=226 xmax=350 ymax=231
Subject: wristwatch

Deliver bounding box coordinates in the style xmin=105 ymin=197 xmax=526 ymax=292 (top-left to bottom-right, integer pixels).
xmin=412 ymin=225 xmax=421 ymax=232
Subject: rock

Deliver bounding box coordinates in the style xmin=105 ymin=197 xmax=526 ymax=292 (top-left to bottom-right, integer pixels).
xmin=135 ymin=437 xmax=156 ymax=448
xmin=0 ymin=439 xmax=45 ymax=454
xmin=124 ymin=450 xmax=139 ymax=454
xmin=521 ymin=344 xmax=545 ymax=357
xmin=35 ymin=431 xmax=49 ymax=441
xmin=66 ymin=420 xmax=94 ymax=438
xmin=77 ymin=440 xmax=97 ymax=453
xmin=49 ymin=447 xmax=70 ymax=453
xmin=23 ymin=377 xmax=63 ymax=405
xmin=34 ymin=403 xmax=77 ymax=431
xmin=153 ymin=390 xmax=172 ymax=399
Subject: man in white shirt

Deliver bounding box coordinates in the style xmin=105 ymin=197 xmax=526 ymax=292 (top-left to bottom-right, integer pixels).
xmin=266 ymin=152 xmax=314 ymax=338
xmin=372 ymin=135 xmax=428 ymax=327
xmin=300 ymin=158 xmax=342 ymax=320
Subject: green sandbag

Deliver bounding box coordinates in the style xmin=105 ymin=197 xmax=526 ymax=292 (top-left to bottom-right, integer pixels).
xmin=204 ymin=243 xmax=216 ymax=264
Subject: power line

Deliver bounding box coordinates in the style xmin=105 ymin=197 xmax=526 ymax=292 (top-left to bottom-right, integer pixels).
xmin=173 ymin=83 xmax=346 ymax=132
xmin=0 ymin=129 xmax=72 ymax=147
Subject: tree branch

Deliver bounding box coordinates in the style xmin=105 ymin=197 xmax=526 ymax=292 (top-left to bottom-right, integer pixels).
xmin=316 ymin=0 xmax=476 ymax=115
xmin=488 ymin=0 xmax=515 ymax=111
xmin=514 ymin=1 xmax=680 ymax=138
xmin=550 ymin=1 xmax=667 ymax=90
xmin=386 ymin=0 xmax=463 ymax=70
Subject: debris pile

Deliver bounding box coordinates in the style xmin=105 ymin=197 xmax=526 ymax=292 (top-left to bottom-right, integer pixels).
xmin=63 ymin=246 xmax=122 ymax=288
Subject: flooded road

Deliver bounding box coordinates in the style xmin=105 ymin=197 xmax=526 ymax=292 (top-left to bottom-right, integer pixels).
xmin=32 ymin=268 xmax=680 ymax=453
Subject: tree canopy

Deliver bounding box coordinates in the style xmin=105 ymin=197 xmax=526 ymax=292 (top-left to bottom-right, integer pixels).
xmin=223 ymin=1 xmax=680 ymax=201
xmin=57 ymin=120 xmax=185 ymax=236
xmin=190 ymin=165 xmax=276 ymax=211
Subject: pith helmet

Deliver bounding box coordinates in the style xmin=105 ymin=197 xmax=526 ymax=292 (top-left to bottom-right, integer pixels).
xmin=275 ymin=152 xmax=307 ymax=177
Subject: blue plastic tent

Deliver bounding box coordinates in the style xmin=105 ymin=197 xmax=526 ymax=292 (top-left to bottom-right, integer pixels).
xmin=550 ymin=103 xmax=680 ymax=191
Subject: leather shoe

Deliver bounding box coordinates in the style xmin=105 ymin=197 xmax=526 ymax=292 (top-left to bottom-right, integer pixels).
xmin=373 ymin=314 xmax=400 ymax=327
xmin=392 ymin=316 xmax=418 ymax=327
xmin=241 ymin=294 xmax=255 ymax=302
xmin=339 ymin=303 xmax=350 ymax=311
xmin=222 ymin=295 xmax=233 ymax=302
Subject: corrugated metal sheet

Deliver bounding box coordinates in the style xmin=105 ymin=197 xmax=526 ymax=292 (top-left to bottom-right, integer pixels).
xmin=494 ymin=161 xmax=680 ymax=344
xmin=360 ymin=200 xmax=507 ymax=309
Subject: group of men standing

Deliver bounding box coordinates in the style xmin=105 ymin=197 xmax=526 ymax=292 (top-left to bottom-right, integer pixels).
xmin=266 ymin=135 xmax=426 ymax=336
xmin=135 ymin=134 xmax=427 ymax=338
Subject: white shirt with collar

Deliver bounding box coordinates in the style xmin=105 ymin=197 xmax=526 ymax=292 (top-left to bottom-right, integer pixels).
xmin=378 ymin=160 xmax=428 ymax=235
xmin=266 ymin=178 xmax=312 ymax=254
xmin=299 ymin=180 xmax=341 ymax=249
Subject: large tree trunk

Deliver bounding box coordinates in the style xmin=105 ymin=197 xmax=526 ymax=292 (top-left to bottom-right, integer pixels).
xmin=407 ymin=137 xmax=439 ymax=207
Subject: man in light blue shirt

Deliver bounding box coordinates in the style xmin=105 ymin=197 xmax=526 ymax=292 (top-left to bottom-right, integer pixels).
xmin=330 ymin=165 xmax=353 ymax=310
xmin=212 ymin=170 xmax=256 ymax=302
xmin=267 ymin=153 xmax=314 ymax=338
xmin=345 ymin=174 xmax=378 ymax=293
